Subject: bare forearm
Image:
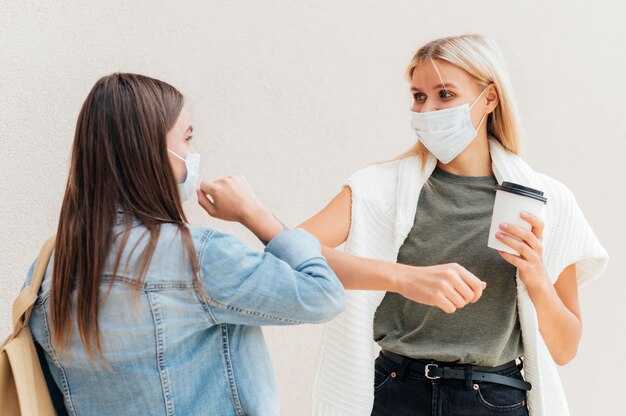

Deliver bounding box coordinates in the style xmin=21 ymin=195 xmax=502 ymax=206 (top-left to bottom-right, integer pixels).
xmin=527 ymin=280 xmax=582 ymax=365
xmin=298 ymin=187 xmax=485 ymax=314
xmin=321 ymin=245 xmax=401 ymax=292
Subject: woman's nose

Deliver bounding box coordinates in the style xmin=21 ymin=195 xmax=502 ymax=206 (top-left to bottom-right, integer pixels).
xmin=413 ymin=99 xmax=437 ymax=113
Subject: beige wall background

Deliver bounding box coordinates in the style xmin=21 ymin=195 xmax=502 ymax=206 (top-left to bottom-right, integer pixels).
xmin=1 ymin=1 xmax=624 ymax=414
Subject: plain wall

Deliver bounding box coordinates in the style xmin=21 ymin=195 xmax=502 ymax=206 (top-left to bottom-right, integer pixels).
xmin=1 ymin=1 xmax=624 ymax=414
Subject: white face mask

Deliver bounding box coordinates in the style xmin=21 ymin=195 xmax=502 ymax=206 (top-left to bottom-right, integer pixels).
xmin=410 ymin=87 xmax=488 ymax=164
xmin=168 ymin=149 xmax=201 ymax=202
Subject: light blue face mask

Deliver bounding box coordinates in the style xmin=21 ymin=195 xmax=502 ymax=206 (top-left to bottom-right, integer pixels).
xmin=409 ymin=58 xmax=489 ymax=164
xmin=168 ymin=149 xmax=201 ymax=202
xmin=410 ymin=88 xmax=487 ymax=164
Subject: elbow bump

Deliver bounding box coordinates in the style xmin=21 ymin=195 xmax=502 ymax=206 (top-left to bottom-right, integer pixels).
xmin=316 ymin=291 xmax=346 ymax=322
xmin=332 ymin=290 xmax=346 ymax=315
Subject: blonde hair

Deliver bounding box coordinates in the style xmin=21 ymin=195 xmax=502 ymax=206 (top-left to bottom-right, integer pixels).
xmin=394 ymin=34 xmax=523 ymax=167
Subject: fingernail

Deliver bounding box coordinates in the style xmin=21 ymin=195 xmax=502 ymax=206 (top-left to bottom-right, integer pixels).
xmin=500 ymin=223 xmax=508 ymax=229
xmin=521 ymin=212 xmax=529 ymax=218
xmin=496 ymin=232 xmax=504 ymax=238
xmin=483 ymin=282 xmax=487 ymax=288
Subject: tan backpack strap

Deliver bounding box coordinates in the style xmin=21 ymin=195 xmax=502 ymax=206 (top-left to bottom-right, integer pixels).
xmin=11 ymin=236 xmax=56 ymax=337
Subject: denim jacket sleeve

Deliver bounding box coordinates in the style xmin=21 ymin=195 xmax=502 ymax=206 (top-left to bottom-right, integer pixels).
xmin=198 ymin=228 xmax=345 ymax=326
xmin=21 ymin=258 xmax=37 ymax=291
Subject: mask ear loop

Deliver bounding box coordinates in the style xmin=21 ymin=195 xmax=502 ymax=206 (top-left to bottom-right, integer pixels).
xmin=432 ymin=57 xmax=490 ymax=132
xmin=430 ymin=58 xmax=448 ymax=91
xmin=168 ymin=148 xmax=186 ymax=162
xmin=475 ymin=112 xmax=487 ymax=132
xmin=409 ymin=59 xmax=449 ymax=110
xmin=469 ymin=86 xmax=489 ymax=109
xmin=470 ymin=85 xmax=491 ymax=132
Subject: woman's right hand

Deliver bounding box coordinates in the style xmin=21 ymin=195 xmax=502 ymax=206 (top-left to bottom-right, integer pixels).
xmin=197 ymin=176 xmax=283 ymax=242
xmin=395 ymin=262 xmax=486 ymax=313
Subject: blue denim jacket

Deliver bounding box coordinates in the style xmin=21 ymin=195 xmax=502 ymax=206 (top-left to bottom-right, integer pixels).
xmin=25 ymin=216 xmax=345 ymax=415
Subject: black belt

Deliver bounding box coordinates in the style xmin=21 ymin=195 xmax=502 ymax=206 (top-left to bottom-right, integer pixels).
xmin=381 ymin=350 xmax=532 ymax=391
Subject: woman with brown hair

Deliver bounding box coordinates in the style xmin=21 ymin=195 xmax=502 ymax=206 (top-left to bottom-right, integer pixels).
xmin=24 ymin=72 xmax=345 ymax=415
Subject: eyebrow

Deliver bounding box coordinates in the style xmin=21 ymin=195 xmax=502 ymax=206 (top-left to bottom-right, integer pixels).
xmin=411 ymin=83 xmax=458 ymax=91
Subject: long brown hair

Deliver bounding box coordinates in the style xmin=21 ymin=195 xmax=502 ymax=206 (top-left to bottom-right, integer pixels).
xmin=51 ymin=73 xmax=200 ymax=364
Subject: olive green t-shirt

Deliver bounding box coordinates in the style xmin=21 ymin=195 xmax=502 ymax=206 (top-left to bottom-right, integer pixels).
xmin=373 ymin=166 xmax=524 ymax=366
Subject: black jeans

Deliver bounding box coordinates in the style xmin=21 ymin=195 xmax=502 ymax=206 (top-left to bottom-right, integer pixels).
xmin=371 ymin=352 xmax=529 ymax=416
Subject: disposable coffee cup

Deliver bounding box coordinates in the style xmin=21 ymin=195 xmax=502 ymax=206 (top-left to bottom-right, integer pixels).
xmin=488 ymin=181 xmax=548 ymax=256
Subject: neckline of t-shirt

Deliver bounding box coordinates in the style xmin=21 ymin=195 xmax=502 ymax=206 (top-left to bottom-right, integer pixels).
xmin=431 ymin=165 xmax=496 ymax=183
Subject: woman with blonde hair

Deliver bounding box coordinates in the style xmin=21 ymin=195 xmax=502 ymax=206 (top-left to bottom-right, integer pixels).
xmin=301 ymin=34 xmax=608 ymax=415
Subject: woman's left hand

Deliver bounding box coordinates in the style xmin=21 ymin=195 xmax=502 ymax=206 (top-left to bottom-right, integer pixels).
xmin=496 ymin=212 xmax=551 ymax=291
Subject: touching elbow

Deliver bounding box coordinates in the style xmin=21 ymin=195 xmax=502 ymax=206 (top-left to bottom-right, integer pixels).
xmin=311 ymin=289 xmax=346 ymax=323
xmin=330 ymin=289 xmax=346 ymax=317
xmin=323 ymin=289 xmax=346 ymax=321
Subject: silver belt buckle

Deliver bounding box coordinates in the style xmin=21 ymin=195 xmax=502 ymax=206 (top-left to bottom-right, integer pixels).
xmin=425 ymin=363 xmax=441 ymax=379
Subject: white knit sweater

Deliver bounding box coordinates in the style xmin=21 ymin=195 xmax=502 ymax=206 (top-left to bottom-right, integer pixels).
xmin=312 ymin=138 xmax=609 ymax=416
